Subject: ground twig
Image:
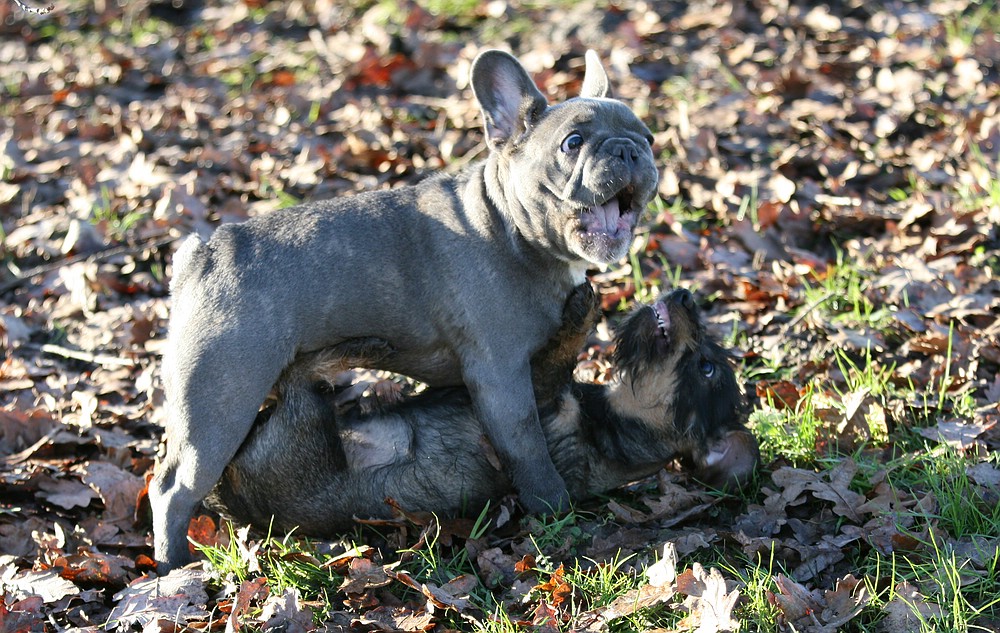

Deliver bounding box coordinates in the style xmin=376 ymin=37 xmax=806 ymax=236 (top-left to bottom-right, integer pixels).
xmin=0 ymin=234 xmax=177 ymax=295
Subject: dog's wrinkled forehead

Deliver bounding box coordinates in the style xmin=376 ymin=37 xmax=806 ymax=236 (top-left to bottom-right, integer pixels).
xmin=540 ymin=98 xmax=652 ymax=137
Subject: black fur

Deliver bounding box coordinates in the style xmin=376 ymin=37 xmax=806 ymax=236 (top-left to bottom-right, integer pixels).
xmin=206 ymin=286 xmax=758 ymax=534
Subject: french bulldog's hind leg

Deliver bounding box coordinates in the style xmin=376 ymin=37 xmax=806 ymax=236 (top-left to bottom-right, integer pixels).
xmin=152 ymin=330 xmax=294 ymax=572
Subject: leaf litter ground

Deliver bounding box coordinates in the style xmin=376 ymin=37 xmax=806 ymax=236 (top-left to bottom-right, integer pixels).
xmin=1 ymin=0 xmax=998 ymax=631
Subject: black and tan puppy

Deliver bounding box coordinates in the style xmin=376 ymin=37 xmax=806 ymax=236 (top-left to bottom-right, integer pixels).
xmin=205 ymin=286 xmax=759 ymax=535
xmin=151 ymin=50 xmax=659 ymax=570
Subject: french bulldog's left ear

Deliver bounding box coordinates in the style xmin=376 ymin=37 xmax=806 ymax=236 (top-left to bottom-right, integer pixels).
xmin=470 ymin=50 xmax=548 ymax=149
xmin=580 ymin=50 xmax=613 ymax=99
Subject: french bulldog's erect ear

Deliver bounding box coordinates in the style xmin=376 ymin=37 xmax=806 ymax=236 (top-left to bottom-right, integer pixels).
xmin=470 ymin=50 xmax=548 ymax=148
xmin=580 ymin=50 xmax=613 ymax=99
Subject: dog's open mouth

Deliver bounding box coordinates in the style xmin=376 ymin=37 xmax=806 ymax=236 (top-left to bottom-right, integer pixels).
xmin=653 ymin=301 xmax=670 ymax=340
xmin=647 ymin=289 xmax=699 ymax=354
xmin=580 ymin=185 xmax=636 ymax=238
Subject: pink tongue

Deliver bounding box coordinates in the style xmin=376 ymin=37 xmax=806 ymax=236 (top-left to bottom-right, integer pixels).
xmin=585 ymin=197 xmax=621 ymax=233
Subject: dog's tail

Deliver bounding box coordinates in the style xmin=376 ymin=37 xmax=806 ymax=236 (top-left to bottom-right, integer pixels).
xmin=169 ymin=234 xmax=207 ymax=293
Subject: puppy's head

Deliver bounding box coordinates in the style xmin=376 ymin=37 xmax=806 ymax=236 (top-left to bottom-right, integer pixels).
xmin=611 ymin=288 xmax=758 ymax=488
xmin=470 ymin=50 xmax=659 ymax=267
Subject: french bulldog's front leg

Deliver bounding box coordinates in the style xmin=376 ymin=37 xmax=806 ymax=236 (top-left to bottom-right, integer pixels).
xmin=464 ymin=356 xmax=570 ymax=513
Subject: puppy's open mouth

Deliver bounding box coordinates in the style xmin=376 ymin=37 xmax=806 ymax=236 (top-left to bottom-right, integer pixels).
xmin=653 ymin=301 xmax=670 ymax=340
xmin=579 ymin=185 xmax=636 ymax=238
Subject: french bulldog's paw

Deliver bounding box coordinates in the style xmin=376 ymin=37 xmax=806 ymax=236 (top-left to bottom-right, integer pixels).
xmin=519 ymin=484 xmax=571 ymax=515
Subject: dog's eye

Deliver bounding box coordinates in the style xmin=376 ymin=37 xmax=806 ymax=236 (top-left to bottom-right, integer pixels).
xmin=700 ymin=360 xmax=715 ymax=378
xmin=561 ymin=132 xmax=583 ymax=153
xmin=645 ymin=134 xmax=654 ymax=145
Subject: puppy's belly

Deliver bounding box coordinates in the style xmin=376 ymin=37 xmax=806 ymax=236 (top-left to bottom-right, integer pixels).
xmin=340 ymin=416 xmax=414 ymax=469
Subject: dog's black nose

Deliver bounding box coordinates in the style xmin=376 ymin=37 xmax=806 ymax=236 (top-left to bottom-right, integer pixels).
xmin=610 ymin=139 xmax=639 ymax=166
xmin=671 ymin=288 xmax=695 ymax=309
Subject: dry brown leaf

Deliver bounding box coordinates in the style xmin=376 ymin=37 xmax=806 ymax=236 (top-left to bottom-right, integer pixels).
xmin=770 ymin=459 xmax=866 ymax=523
xmin=676 ymin=563 xmax=740 ymax=633
xmin=879 ymin=581 xmax=942 ymax=632
xmin=0 ymin=567 xmax=81 ymax=604
xmin=358 ymin=605 xmax=435 ymax=632
xmin=916 ymin=418 xmax=995 ymax=450
xmin=79 ymin=460 xmax=145 ymax=525
xmin=37 ymin=477 xmax=98 ymax=510
xmin=258 ymin=588 xmax=316 ymax=633
xmin=341 ymin=557 xmax=393 ymax=595
xmin=108 ymin=568 xmax=208 ymax=629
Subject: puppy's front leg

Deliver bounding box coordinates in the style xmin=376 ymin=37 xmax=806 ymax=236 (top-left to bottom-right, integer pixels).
xmin=464 ymin=356 xmax=570 ymax=513
xmin=530 ymin=283 xmax=599 ymax=408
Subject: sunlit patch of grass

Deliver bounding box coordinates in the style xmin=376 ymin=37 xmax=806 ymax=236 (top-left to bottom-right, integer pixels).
xmin=422 ymin=0 xmax=480 ymax=15
xmin=475 ymin=605 xmax=523 ymax=633
xmin=895 ymin=321 xmax=981 ymax=428
xmin=656 ymin=194 xmax=712 ymax=228
xmin=400 ymin=506 xmax=493 ymax=586
xmin=717 ymin=548 xmax=783 ymax=630
xmin=525 ymin=508 xmax=594 ymax=564
xmin=858 ymin=535 xmax=1000 ymax=632
xmin=748 ymin=380 xmax=824 ymax=466
xmin=563 ymin=553 xmax=642 ymax=609
xmin=108 ymin=15 xmax=174 ymax=47
xmin=956 ymin=143 xmax=1000 ymax=214
xmin=89 ymin=186 xmax=148 ymax=241
xmin=830 ymin=347 xmax=894 ymax=444
xmin=884 ymin=448 xmax=1000 ymax=541
xmin=798 ymin=249 xmax=894 ymax=331
xmin=944 ymin=0 xmax=1000 ymax=51
xmin=197 ymin=522 xmax=348 ymax=623
xmin=661 ymin=73 xmax=713 ymax=108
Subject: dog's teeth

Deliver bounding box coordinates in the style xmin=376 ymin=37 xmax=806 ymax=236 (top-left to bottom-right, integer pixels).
xmin=656 ymin=316 xmax=668 ymax=336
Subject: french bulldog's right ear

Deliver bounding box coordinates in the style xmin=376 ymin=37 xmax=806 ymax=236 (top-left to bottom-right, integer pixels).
xmin=470 ymin=50 xmax=548 ymax=149
xmin=580 ymin=50 xmax=613 ymax=99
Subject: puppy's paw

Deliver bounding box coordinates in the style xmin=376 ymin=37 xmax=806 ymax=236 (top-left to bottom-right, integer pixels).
xmin=563 ymin=282 xmax=599 ymax=332
xmin=692 ymin=429 xmax=760 ymax=490
xmin=333 ymin=376 xmax=404 ymax=414
xmin=367 ymin=379 xmax=405 ymax=411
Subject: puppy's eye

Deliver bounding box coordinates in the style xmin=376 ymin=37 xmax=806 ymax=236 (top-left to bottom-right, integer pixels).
xmin=645 ymin=134 xmax=654 ymax=145
xmin=700 ymin=360 xmax=715 ymax=378
xmin=561 ymin=132 xmax=583 ymax=153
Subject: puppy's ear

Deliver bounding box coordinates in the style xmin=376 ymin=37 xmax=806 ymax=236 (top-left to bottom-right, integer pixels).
xmin=470 ymin=50 xmax=548 ymax=148
xmin=580 ymin=50 xmax=613 ymax=99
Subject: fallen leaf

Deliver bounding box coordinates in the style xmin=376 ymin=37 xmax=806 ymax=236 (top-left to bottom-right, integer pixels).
xmin=37 ymin=477 xmax=98 ymax=510
xmin=358 ymin=604 xmax=434 ymax=632
xmin=258 ymin=588 xmax=316 ymax=633
xmin=229 ymin=577 xmax=269 ymax=632
xmin=676 ymin=563 xmax=740 ymax=633
xmin=108 ymin=568 xmax=209 ymax=628
xmin=79 ymin=460 xmax=145 ymax=525
xmin=916 ymin=418 xmax=995 ymax=449
xmin=645 ymin=542 xmax=677 ymax=587
xmin=1 ymin=568 xmax=81 ymax=603
xmin=879 ymin=581 xmax=943 ymax=632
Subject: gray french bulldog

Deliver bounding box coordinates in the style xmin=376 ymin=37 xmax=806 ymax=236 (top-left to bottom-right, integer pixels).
xmin=150 ymin=49 xmax=659 ymax=571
